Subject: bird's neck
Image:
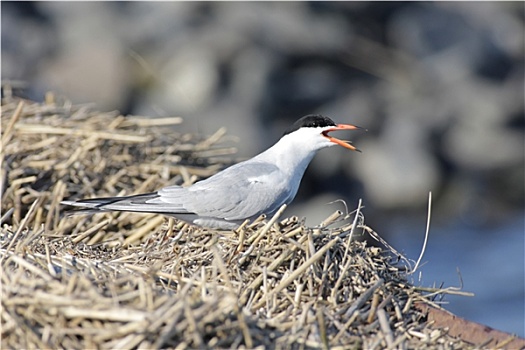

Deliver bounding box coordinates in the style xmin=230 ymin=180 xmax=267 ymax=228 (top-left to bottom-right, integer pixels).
xmin=255 ymin=136 xmax=319 ymax=177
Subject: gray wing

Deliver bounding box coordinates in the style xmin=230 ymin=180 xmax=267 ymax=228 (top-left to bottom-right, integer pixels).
xmin=151 ymin=161 xmax=293 ymax=220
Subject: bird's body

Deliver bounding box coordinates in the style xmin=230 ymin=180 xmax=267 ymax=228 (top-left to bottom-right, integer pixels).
xmin=62 ymin=115 xmax=362 ymax=229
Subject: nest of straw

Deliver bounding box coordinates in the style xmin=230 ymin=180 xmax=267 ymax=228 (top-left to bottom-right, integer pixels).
xmin=1 ymin=94 xmax=478 ymax=349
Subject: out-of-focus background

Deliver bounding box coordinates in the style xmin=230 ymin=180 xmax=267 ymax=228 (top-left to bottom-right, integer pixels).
xmin=2 ymin=2 xmax=524 ymax=336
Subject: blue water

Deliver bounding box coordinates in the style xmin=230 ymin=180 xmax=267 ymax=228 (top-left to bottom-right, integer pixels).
xmin=388 ymin=217 xmax=524 ymax=337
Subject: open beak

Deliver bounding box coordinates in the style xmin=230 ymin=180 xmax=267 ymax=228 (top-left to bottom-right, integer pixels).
xmin=322 ymin=124 xmax=365 ymax=152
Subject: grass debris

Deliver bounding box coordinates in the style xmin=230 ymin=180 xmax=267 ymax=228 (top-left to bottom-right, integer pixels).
xmin=1 ymin=94 xmax=483 ymax=349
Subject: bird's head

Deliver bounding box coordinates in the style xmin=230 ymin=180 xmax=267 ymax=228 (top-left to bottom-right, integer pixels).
xmin=282 ymin=114 xmax=364 ymax=152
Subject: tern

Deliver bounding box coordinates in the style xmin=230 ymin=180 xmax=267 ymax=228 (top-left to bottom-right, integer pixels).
xmin=62 ymin=115 xmax=362 ymax=229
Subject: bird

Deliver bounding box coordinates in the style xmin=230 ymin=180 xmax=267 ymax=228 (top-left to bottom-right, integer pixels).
xmin=62 ymin=114 xmax=363 ymax=229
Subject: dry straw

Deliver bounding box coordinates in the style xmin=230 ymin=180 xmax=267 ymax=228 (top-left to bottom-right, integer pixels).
xmin=1 ymin=93 xmax=513 ymax=349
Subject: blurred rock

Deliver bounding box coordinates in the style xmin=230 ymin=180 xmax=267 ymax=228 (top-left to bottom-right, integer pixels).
xmin=352 ymin=117 xmax=441 ymax=209
xmin=146 ymin=46 xmax=219 ymax=114
xmin=39 ymin=40 xmax=129 ymax=109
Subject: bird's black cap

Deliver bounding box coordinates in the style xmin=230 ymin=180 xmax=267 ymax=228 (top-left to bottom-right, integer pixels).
xmin=283 ymin=115 xmax=336 ymax=136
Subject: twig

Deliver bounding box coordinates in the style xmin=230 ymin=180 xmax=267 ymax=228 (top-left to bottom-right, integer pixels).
xmin=343 ymin=278 xmax=384 ymax=318
xmin=247 ymin=204 xmax=287 ymax=245
xmin=1 ymin=100 xmax=24 ymax=150
xmin=410 ymin=191 xmax=432 ymax=274
xmin=72 ymin=219 xmax=111 ymax=244
xmin=2 ymin=197 xmax=42 ymax=254
xmin=348 ymin=198 xmax=362 ymax=244
xmin=15 ymin=124 xmax=152 ymax=143
xmin=261 ymin=238 xmax=339 ymax=303
xmin=377 ymin=308 xmax=394 ymax=347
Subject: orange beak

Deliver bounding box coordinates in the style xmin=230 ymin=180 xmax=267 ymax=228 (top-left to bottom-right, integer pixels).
xmin=322 ymin=124 xmax=365 ymax=152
